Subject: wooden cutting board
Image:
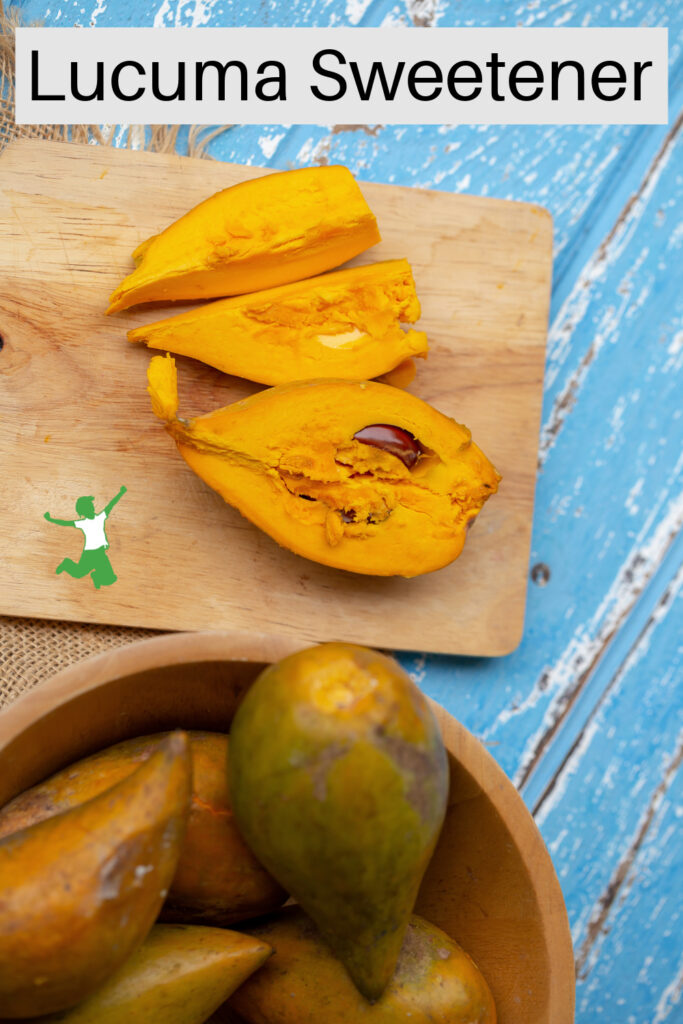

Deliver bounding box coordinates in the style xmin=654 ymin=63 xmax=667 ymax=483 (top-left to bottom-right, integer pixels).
xmin=0 ymin=139 xmax=551 ymax=656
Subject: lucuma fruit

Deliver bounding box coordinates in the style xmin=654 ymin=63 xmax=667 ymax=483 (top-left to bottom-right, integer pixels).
xmin=147 ymin=355 xmax=500 ymax=578
xmin=0 ymin=733 xmax=191 ymax=1018
xmin=107 ymin=165 xmax=380 ymax=312
xmin=0 ymin=732 xmax=286 ymax=927
xmin=30 ymin=924 xmax=272 ymax=1024
xmin=128 ymin=259 xmax=427 ymax=386
xmin=227 ymin=908 xmax=496 ymax=1024
xmin=227 ymin=644 xmax=450 ymax=1001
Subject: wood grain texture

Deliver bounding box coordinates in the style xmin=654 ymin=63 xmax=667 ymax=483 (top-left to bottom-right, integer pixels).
xmin=0 ymin=139 xmax=551 ymax=655
xmin=0 ymin=632 xmax=575 ymax=1024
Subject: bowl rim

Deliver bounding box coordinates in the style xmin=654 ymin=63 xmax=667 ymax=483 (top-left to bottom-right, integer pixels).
xmin=0 ymin=630 xmax=575 ymax=1021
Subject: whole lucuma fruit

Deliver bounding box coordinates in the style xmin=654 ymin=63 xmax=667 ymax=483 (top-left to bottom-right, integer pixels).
xmin=229 ymin=908 xmax=497 ymax=1024
xmin=228 ymin=643 xmax=449 ymax=1002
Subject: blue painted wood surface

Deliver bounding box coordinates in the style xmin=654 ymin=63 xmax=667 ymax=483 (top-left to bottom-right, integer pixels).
xmin=15 ymin=0 xmax=683 ymax=1019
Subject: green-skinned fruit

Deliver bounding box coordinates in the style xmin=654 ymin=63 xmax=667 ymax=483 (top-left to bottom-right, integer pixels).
xmin=0 ymin=732 xmax=286 ymax=927
xmin=0 ymin=733 xmax=191 ymax=1018
xmin=225 ymin=908 xmax=497 ymax=1024
xmin=29 ymin=925 xmax=272 ymax=1024
xmin=228 ymin=643 xmax=449 ymax=1002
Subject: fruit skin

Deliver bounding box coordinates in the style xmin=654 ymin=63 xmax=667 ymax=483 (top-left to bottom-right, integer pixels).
xmin=107 ymin=166 xmax=381 ymax=312
xmin=164 ymin=733 xmax=286 ymax=926
xmin=227 ymin=908 xmax=496 ymax=1024
xmin=147 ymin=355 xmax=500 ymax=578
xmin=0 ymin=732 xmax=286 ymax=927
xmin=378 ymin=356 xmax=417 ymax=390
xmin=28 ymin=924 xmax=272 ymax=1024
xmin=128 ymin=259 xmax=427 ymax=387
xmin=228 ymin=644 xmax=450 ymax=1001
xmin=0 ymin=733 xmax=191 ymax=1018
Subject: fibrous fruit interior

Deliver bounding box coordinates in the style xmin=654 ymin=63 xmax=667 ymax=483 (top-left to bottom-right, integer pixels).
xmin=128 ymin=259 xmax=427 ymax=387
xmin=147 ymin=355 xmax=500 ymax=577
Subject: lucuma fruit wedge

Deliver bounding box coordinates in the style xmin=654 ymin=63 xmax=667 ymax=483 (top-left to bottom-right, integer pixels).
xmin=227 ymin=909 xmax=496 ymax=1024
xmin=128 ymin=260 xmax=427 ymax=386
xmin=107 ymin=166 xmax=380 ymax=312
xmin=228 ymin=644 xmax=450 ymax=1001
xmin=0 ymin=733 xmax=191 ymax=1018
xmin=147 ymin=355 xmax=500 ymax=578
xmin=0 ymin=732 xmax=286 ymax=927
xmin=31 ymin=924 xmax=272 ymax=1024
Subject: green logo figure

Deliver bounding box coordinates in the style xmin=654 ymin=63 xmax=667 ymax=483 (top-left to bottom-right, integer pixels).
xmin=44 ymin=486 xmax=127 ymax=590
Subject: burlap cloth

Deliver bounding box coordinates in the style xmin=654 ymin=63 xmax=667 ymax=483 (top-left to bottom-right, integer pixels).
xmin=0 ymin=2 xmax=230 ymax=707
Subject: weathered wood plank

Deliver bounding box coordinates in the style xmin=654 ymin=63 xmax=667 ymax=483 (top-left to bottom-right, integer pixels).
xmin=394 ymin=99 xmax=682 ymax=791
xmin=575 ymin=759 xmax=683 ymax=1022
xmin=532 ymin=559 xmax=682 ymax=939
xmin=523 ymin=526 xmax=683 ymax=816
xmin=531 ymin=574 xmax=683 ymax=1019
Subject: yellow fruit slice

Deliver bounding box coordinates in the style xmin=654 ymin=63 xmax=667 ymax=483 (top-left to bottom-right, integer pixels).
xmin=147 ymin=355 xmax=500 ymax=578
xmin=128 ymin=260 xmax=427 ymax=386
xmin=107 ymin=166 xmax=380 ymax=312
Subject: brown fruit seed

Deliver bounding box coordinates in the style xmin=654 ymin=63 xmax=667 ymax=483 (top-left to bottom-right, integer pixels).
xmin=353 ymin=423 xmax=424 ymax=468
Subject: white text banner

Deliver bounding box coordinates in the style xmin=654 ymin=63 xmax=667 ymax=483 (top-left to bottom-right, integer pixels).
xmin=15 ymin=27 xmax=668 ymax=126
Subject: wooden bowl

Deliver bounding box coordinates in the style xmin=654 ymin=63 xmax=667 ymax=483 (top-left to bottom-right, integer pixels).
xmin=0 ymin=631 xmax=574 ymax=1023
